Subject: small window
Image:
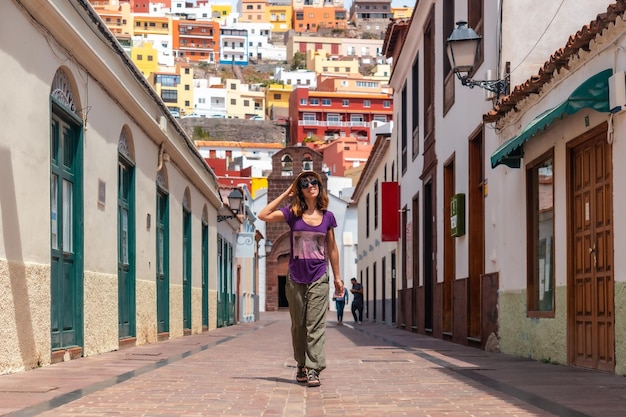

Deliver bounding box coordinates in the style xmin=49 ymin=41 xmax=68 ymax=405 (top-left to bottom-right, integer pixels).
xmin=363 ymin=100 xmax=371 ymax=108
xmin=342 ymin=99 xmax=349 ymax=107
xmin=322 ymin=99 xmax=331 ymax=106
xmin=300 ymin=98 xmax=307 ymax=105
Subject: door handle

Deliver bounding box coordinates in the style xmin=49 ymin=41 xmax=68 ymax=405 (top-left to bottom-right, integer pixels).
xmin=589 ymin=244 xmax=597 ymax=268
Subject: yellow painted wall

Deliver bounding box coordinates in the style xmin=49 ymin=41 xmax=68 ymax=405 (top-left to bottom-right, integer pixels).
xmin=131 ymin=41 xmax=159 ymax=78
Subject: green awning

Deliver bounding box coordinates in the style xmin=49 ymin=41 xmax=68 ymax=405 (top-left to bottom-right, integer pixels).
xmin=491 ymin=69 xmax=612 ymax=168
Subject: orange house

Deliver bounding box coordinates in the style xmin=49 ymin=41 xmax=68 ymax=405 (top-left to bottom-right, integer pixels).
xmin=293 ymin=6 xmax=348 ymax=33
xmin=172 ymin=19 xmax=220 ymax=63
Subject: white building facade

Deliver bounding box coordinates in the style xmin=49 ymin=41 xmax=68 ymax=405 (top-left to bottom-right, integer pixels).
xmin=364 ymin=0 xmax=626 ymax=376
xmin=0 ymin=0 xmax=244 ymax=376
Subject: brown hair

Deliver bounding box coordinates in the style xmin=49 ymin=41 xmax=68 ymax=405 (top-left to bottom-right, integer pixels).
xmin=290 ymin=171 xmax=328 ymax=217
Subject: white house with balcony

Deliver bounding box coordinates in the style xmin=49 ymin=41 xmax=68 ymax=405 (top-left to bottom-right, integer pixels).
xmin=220 ymin=27 xmax=249 ymax=65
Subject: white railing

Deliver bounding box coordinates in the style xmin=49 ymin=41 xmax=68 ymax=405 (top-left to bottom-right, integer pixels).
xmin=298 ymin=120 xmax=376 ymax=128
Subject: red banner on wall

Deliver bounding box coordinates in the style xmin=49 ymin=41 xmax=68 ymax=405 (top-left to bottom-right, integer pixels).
xmin=381 ymin=182 xmax=399 ymax=241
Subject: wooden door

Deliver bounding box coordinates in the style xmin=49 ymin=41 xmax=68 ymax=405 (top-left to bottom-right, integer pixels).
xmin=183 ymin=208 xmax=192 ymax=331
xmin=118 ymin=159 xmax=136 ymax=339
xmin=50 ymin=112 xmax=82 ymax=351
xmin=569 ymin=125 xmax=614 ymax=372
xmin=156 ymin=189 xmax=170 ymax=334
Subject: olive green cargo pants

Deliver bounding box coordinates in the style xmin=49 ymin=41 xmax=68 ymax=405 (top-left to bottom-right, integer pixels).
xmin=286 ymin=272 xmax=329 ymax=373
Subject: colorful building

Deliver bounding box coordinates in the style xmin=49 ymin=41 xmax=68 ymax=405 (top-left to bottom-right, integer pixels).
xmin=293 ymin=6 xmax=348 ymax=33
xmin=225 ymin=79 xmax=265 ymax=119
xmin=172 ymin=19 xmax=220 ymax=63
xmin=285 ymin=33 xmax=384 ymax=62
xmin=288 ymin=81 xmax=393 ymax=145
xmin=88 ymin=0 xmax=132 ymax=35
xmin=316 ymin=135 xmax=373 ymax=177
xmin=266 ymin=0 xmax=293 ymax=33
xmin=131 ymin=38 xmax=159 ymax=78
xmin=210 ymin=2 xmax=233 ymax=21
xmin=307 ymin=49 xmax=360 ymax=76
xmin=239 ymin=0 xmax=267 ymax=23
xmin=151 ymin=62 xmax=195 ymax=115
xmin=220 ymin=27 xmax=249 ymax=65
xmin=265 ymin=83 xmax=293 ymax=120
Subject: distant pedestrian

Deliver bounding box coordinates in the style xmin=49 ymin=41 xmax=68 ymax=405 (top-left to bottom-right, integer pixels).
xmin=258 ymin=171 xmax=344 ymax=388
xmin=350 ymin=277 xmax=364 ymax=324
xmin=333 ymin=285 xmax=348 ymax=325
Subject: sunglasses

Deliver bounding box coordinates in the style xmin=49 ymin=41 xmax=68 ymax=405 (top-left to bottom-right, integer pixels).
xmin=300 ymin=178 xmax=319 ymax=189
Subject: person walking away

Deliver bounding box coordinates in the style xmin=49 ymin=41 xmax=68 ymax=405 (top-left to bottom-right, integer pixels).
xmin=333 ymin=285 xmax=348 ymax=324
xmin=350 ymin=277 xmax=364 ymax=324
xmin=258 ymin=171 xmax=344 ymax=388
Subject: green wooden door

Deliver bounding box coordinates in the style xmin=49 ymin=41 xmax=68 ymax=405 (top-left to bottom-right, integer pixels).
xmin=217 ymin=236 xmax=224 ymax=327
xmin=156 ymin=189 xmax=170 ymax=334
xmin=50 ymin=110 xmax=83 ymax=351
xmin=202 ymin=222 xmax=209 ymax=328
xmin=118 ymin=159 xmax=135 ymax=339
xmin=183 ymin=208 xmax=192 ymax=330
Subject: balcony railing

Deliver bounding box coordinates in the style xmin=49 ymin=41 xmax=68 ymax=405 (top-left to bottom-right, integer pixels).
xmin=298 ymin=120 xmax=375 ymax=128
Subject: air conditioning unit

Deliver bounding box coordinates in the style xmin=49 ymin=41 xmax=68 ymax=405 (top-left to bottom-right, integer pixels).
xmin=608 ymin=71 xmax=626 ymax=113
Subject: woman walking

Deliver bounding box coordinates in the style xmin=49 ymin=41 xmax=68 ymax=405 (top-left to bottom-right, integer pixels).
xmin=258 ymin=171 xmax=344 ymax=387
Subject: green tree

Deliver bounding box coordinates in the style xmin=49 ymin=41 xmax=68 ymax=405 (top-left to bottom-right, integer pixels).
xmin=291 ymin=52 xmax=306 ymax=70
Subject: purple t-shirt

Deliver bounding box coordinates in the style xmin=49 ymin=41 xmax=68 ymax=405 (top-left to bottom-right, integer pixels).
xmin=280 ymin=206 xmax=337 ymax=284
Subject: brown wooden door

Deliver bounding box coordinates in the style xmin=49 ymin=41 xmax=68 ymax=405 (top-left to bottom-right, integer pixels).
xmin=569 ymin=125 xmax=614 ymax=372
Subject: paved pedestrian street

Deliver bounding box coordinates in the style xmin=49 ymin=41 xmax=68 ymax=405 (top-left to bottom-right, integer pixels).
xmin=2 ymin=311 xmax=626 ymax=417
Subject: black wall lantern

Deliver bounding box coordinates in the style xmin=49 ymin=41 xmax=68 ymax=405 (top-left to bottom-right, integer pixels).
xmin=218 ymin=188 xmax=244 ymax=222
xmin=446 ymin=21 xmax=508 ymax=96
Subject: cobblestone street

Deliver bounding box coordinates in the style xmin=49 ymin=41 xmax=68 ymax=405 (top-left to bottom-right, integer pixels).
xmin=2 ymin=311 xmax=626 ymax=417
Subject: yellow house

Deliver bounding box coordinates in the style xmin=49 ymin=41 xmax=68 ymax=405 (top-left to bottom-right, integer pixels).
xmin=391 ymin=6 xmax=413 ymax=19
xmin=211 ymin=4 xmax=232 ymax=21
xmin=131 ymin=39 xmax=159 ymax=78
xmin=307 ymin=49 xmax=360 ymax=76
xmin=132 ymin=15 xmax=171 ymax=37
xmin=151 ymin=63 xmax=195 ymax=115
xmin=266 ymin=3 xmax=292 ymax=33
xmin=265 ymin=83 xmax=292 ymax=120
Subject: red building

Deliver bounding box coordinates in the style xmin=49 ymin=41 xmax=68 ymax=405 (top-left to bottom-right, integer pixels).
xmin=204 ymin=158 xmax=252 ymax=189
xmin=288 ymin=81 xmax=393 ymax=146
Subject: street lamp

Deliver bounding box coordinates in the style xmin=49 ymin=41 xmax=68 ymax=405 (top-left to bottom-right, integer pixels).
xmin=446 ymin=21 xmax=508 ymax=96
xmin=227 ymin=188 xmax=243 ymax=214
xmin=258 ymin=239 xmax=273 ymax=259
xmin=217 ymin=188 xmax=244 ymax=222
